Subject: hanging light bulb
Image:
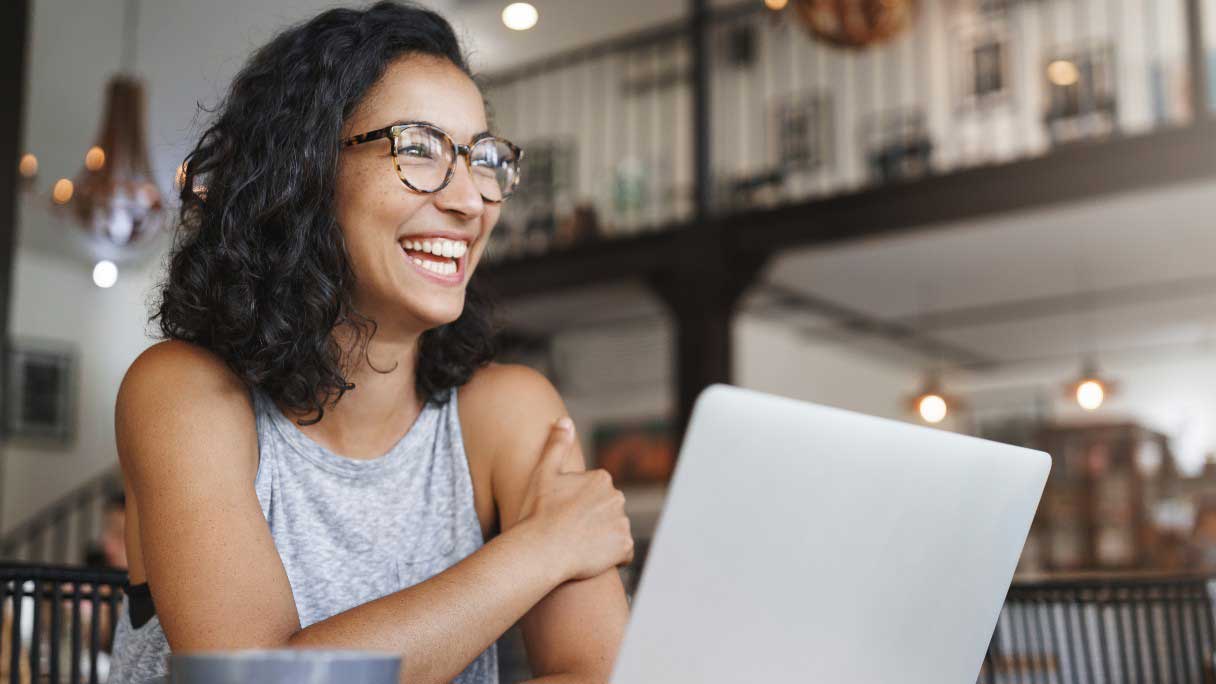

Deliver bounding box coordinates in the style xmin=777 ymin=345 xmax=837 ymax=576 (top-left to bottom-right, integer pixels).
xmin=907 ymin=374 xmax=959 ymax=425
xmin=765 ymin=0 xmax=790 ymax=10
xmin=918 ymin=393 xmax=949 ymax=424
xmin=1076 ymin=379 xmax=1105 ymax=410
xmin=52 ymin=179 xmax=74 ymax=205
xmin=1066 ymin=360 xmax=1115 ymax=412
xmin=18 ymin=153 xmax=38 ymax=179
xmin=85 ymin=146 xmax=106 ymax=171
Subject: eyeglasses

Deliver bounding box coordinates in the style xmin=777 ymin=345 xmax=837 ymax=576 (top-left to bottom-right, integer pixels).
xmin=341 ymin=122 xmax=522 ymax=203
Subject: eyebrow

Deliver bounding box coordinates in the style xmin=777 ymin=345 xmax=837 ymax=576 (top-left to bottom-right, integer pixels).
xmin=388 ymin=119 xmax=493 ymax=142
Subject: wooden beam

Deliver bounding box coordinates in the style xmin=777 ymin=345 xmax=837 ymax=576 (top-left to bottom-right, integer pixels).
xmin=649 ymin=230 xmax=767 ymax=439
xmin=477 ymin=227 xmax=685 ymax=300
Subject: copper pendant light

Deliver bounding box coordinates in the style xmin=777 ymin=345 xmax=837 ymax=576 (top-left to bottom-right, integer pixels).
xmin=63 ymin=0 xmax=163 ymax=260
xmin=791 ymin=0 xmax=915 ymax=49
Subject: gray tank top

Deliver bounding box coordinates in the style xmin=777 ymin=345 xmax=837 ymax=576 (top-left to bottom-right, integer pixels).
xmin=109 ymin=385 xmax=499 ymax=683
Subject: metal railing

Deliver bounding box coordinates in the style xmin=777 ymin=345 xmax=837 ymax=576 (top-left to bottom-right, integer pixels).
xmin=479 ymin=0 xmax=1211 ymax=262
xmin=979 ymin=573 xmax=1216 ymax=683
xmin=1 ymin=561 xmax=1214 ymax=683
xmin=0 ymin=563 xmax=127 ymax=684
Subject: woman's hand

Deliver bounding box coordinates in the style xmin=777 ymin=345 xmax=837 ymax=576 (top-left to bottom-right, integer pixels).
xmin=514 ymin=417 xmax=635 ymax=583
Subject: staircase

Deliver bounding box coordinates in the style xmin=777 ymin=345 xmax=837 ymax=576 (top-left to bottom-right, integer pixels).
xmin=0 ymin=468 xmax=123 ymax=566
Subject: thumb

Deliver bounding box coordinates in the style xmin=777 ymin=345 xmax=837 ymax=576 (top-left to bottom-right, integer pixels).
xmin=534 ymin=417 xmax=575 ymax=482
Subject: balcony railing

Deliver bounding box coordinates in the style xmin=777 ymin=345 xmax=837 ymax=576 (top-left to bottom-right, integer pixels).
xmin=479 ymin=0 xmax=1213 ymax=263
xmin=980 ymin=573 xmax=1216 ymax=683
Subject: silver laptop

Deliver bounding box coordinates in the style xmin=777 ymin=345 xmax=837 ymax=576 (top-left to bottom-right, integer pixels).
xmin=610 ymin=384 xmax=1050 ymax=683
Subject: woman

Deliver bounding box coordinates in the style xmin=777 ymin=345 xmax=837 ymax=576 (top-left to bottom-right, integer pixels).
xmin=110 ymin=3 xmax=633 ymax=683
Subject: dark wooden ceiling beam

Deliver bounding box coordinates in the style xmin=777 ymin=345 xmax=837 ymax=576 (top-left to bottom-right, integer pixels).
xmin=727 ymin=119 xmax=1216 ymax=257
xmin=478 ymin=226 xmax=686 ymax=300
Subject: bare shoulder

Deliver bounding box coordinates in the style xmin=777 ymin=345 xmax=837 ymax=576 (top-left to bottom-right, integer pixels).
xmin=458 ymin=361 xmax=567 ymax=437
xmin=116 ymin=339 xmax=258 ymax=478
xmin=458 ymin=363 xmax=585 ymax=524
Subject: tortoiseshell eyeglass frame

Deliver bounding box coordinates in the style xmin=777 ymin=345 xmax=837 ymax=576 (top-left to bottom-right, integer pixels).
xmin=340 ymin=122 xmax=523 ymax=203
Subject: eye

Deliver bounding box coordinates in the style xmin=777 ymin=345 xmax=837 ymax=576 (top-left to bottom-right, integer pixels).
xmin=402 ymin=144 xmax=434 ymax=159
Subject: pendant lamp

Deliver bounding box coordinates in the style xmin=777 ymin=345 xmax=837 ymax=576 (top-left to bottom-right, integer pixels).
xmin=60 ymin=0 xmax=163 ymax=264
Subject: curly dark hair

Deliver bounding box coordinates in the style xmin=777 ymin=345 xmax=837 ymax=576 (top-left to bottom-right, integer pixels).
xmin=153 ymin=1 xmax=498 ymax=425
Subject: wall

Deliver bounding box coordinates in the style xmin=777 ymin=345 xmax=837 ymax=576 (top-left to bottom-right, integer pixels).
xmin=952 ymin=347 xmax=1216 ymax=475
xmin=1 ymin=246 xmax=162 ymax=534
xmin=530 ymin=313 xmax=923 ymax=536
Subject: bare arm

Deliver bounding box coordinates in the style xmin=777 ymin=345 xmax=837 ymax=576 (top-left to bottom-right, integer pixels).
xmin=119 ymin=343 xmax=621 ymax=684
xmin=461 ymin=365 xmax=631 ymax=683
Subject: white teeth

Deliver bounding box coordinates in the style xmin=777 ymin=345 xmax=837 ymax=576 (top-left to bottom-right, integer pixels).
xmin=416 ymin=259 xmax=456 ymax=276
xmin=401 ymin=238 xmax=469 ymax=267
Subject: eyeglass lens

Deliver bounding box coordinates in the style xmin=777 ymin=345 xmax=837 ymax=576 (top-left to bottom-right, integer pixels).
xmin=393 ymin=127 xmax=518 ymax=201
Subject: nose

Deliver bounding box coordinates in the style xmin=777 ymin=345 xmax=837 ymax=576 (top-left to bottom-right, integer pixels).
xmin=433 ymin=151 xmax=485 ymax=220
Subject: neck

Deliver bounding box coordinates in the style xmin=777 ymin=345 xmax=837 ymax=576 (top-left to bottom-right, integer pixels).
xmin=282 ymin=323 xmax=427 ymax=460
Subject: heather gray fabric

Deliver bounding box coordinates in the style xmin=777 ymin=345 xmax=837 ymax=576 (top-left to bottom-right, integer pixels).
xmin=110 ymin=386 xmax=498 ymax=683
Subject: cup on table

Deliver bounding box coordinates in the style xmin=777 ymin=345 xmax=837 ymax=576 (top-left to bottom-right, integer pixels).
xmin=169 ymin=649 xmax=401 ymax=684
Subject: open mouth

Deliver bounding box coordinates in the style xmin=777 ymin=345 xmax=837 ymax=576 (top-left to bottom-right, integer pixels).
xmin=400 ymin=237 xmax=468 ymax=280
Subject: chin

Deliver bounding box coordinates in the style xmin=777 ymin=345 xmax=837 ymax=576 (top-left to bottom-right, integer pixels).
xmin=402 ymin=297 xmax=465 ymax=331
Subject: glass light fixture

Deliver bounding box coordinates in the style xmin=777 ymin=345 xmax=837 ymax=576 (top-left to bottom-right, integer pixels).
xmin=55 ymin=0 xmax=164 ymax=268
xmin=502 ymin=2 xmax=539 ymax=31
xmin=66 ymin=76 xmax=164 ymax=253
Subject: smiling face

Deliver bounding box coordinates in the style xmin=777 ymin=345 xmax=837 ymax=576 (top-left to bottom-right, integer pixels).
xmin=335 ymin=54 xmax=500 ymax=334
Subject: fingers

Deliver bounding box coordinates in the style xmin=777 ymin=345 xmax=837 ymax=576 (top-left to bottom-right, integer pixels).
xmin=534 ymin=416 xmax=575 ymax=483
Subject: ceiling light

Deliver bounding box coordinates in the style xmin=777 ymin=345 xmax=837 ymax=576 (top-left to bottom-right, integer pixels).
xmin=1047 ymin=60 xmax=1080 ymax=87
xmin=85 ymin=146 xmax=106 ymax=171
xmin=1066 ymin=360 xmax=1115 ymax=412
xmin=918 ymin=393 xmax=948 ymax=424
xmin=502 ymin=2 xmax=539 ymax=31
xmin=1076 ymin=380 xmax=1105 ymax=411
xmin=908 ymin=375 xmax=959 ymax=425
xmin=765 ymin=0 xmax=789 ymax=9
xmin=52 ymin=178 xmax=74 ymax=205
xmin=19 ymin=153 xmax=38 ymax=179
xmin=93 ymin=260 xmax=118 ymax=288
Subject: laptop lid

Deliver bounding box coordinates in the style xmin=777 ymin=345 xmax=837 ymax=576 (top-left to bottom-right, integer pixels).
xmin=610 ymin=384 xmax=1050 ymax=683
